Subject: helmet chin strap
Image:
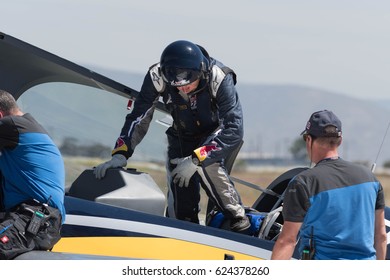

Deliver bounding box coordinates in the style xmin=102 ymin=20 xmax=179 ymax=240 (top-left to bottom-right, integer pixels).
xmin=186 ymin=77 xmax=209 ymax=97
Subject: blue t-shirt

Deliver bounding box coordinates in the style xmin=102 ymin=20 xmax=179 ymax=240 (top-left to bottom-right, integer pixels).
xmin=0 ymin=113 xmax=66 ymax=222
xmin=283 ymin=158 xmax=385 ymax=259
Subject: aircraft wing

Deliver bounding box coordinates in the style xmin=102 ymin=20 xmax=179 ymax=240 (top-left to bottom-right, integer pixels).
xmin=0 ymin=31 xmax=170 ymax=114
xmin=0 ymin=31 xmax=138 ymax=101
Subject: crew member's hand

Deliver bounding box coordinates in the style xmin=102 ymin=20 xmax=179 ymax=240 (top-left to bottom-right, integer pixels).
xmin=170 ymin=156 xmax=200 ymax=187
xmin=94 ymin=154 xmax=127 ymax=179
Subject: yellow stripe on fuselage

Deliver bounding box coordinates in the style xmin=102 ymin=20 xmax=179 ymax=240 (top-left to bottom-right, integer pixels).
xmin=53 ymin=237 xmax=262 ymax=260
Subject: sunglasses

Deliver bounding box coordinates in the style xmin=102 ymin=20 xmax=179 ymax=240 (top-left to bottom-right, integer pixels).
xmin=161 ymin=67 xmax=202 ymax=87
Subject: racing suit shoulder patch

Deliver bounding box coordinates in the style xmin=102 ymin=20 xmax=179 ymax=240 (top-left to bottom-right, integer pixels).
xmin=149 ymin=63 xmax=166 ymax=93
xmin=210 ymin=65 xmax=226 ymax=99
xmin=210 ymin=64 xmax=237 ymax=99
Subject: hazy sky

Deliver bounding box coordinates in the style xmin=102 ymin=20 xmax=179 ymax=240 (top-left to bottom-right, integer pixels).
xmin=3 ymin=0 xmax=390 ymax=100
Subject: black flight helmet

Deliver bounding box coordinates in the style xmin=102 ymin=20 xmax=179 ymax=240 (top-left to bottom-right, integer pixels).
xmin=160 ymin=40 xmax=209 ymax=87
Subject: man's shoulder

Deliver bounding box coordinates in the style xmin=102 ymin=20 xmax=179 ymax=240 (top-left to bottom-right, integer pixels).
xmin=1 ymin=113 xmax=36 ymax=127
xmin=289 ymin=167 xmax=325 ymax=188
xmin=336 ymin=158 xmax=372 ymax=174
xmin=295 ymin=166 xmax=318 ymax=178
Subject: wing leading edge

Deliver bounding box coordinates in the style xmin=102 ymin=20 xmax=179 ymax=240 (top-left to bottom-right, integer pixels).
xmin=0 ymin=31 xmax=138 ymax=100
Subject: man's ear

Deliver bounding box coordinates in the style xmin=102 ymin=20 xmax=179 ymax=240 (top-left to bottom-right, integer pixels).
xmin=0 ymin=111 xmax=4 ymax=118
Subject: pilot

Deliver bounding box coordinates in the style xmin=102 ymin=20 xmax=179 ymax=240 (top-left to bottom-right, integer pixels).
xmin=271 ymin=110 xmax=387 ymax=260
xmin=94 ymin=40 xmax=250 ymax=232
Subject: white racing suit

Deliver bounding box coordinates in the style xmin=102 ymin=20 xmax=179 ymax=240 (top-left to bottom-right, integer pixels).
xmin=111 ymin=57 xmax=246 ymax=224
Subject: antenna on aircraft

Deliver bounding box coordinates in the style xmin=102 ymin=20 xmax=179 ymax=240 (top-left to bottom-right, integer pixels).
xmin=371 ymin=121 xmax=390 ymax=172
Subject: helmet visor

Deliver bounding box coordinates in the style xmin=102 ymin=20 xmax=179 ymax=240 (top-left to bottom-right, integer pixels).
xmin=161 ymin=67 xmax=202 ymax=87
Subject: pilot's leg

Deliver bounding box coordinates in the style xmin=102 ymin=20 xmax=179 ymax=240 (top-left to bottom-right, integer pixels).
xmin=198 ymin=161 xmax=250 ymax=232
xmin=166 ymin=165 xmax=201 ymax=223
xmin=165 ymin=129 xmax=200 ymax=223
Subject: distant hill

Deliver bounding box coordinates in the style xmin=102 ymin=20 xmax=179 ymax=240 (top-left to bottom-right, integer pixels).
xmin=375 ymin=99 xmax=390 ymax=111
xmin=20 ymin=66 xmax=390 ymax=167
xmin=237 ymin=83 xmax=390 ymax=167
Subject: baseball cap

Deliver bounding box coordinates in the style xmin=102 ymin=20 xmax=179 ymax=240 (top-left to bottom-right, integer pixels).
xmin=301 ymin=110 xmax=342 ymax=137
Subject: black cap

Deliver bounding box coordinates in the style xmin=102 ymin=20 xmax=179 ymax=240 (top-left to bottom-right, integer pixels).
xmin=301 ymin=110 xmax=342 ymax=137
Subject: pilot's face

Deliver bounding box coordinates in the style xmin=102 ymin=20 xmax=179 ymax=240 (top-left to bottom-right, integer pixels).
xmin=177 ymin=79 xmax=200 ymax=94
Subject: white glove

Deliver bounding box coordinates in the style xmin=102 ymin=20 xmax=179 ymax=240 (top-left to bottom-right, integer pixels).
xmin=170 ymin=156 xmax=201 ymax=187
xmin=94 ymin=154 xmax=127 ymax=179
